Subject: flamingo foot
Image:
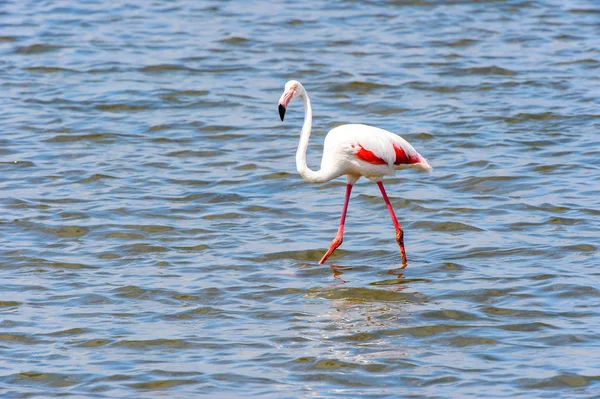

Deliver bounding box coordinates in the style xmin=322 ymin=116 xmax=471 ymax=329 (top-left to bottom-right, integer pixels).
xmin=396 ymin=229 xmax=408 ymax=268
xmin=318 ymin=234 xmax=343 ymax=264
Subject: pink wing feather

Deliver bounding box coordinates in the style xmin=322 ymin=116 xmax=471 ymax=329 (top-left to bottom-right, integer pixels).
xmin=346 ymin=125 xmax=431 ymax=171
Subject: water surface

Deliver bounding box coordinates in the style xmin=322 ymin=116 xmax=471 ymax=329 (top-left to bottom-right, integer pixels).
xmin=1 ymin=0 xmax=599 ymax=398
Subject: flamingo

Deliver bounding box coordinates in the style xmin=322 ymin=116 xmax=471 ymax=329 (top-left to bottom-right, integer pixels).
xmin=278 ymin=80 xmax=432 ymax=267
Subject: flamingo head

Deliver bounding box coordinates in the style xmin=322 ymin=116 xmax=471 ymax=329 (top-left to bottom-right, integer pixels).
xmin=278 ymin=80 xmax=302 ymax=121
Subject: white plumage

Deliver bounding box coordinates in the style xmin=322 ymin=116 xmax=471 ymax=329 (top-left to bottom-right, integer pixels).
xmin=322 ymin=123 xmax=432 ymax=183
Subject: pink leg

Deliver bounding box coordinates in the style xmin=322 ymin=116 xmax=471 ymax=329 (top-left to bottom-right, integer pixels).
xmin=377 ymin=182 xmax=408 ymax=267
xmin=319 ymin=184 xmax=353 ymax=264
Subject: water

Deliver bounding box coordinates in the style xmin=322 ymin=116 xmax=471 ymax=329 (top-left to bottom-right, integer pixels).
xmin=1 ymin=0 xmax=599 ymax=397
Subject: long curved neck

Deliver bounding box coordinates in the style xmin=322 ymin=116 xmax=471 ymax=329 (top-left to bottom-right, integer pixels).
xmin=295 ymin=90 xmax=335 ymax=184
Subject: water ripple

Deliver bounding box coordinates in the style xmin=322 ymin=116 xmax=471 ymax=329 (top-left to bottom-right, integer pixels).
xmin=1 ymin=0 xmax=599 ymax=398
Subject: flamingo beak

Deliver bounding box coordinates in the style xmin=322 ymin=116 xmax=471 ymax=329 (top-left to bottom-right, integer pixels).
xmin=278 ymin=104 xmax=286 ymax=121
xmin=278 ymin=88 xmax=295 ymax=121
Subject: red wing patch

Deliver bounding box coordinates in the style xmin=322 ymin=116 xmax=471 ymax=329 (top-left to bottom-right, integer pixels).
xmin=393 ymin=144 xmax=421 ymax=165
xmin=353 ymin=144 xmax=387 ymax=165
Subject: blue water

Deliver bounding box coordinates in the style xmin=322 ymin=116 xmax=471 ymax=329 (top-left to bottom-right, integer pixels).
xmin=1 ymin=1 xmax=599 ymax=398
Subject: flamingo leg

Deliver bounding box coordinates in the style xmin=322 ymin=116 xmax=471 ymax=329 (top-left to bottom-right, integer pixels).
xmin=377 ymin=182 xmax=408 ymax=267
xmin=319 ymin=183 xmax=353 ymax=265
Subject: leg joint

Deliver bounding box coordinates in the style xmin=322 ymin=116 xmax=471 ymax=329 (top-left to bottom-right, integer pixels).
xmin=331 ymin=236 xmax=343 ymax=248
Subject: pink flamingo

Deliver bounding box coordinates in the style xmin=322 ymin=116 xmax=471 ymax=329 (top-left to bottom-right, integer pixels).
xmin=278 ymin=80 xmax=432 ymax=267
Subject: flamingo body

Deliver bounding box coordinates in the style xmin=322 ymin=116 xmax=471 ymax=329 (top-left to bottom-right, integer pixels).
xmin=278 ymin=80 xmax=431 ymax=266
xmin=320 ymin=123 xmax=431 ymax=183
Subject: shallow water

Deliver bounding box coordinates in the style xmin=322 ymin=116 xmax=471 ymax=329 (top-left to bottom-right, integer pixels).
xmin=1 ymin=0 xmax=599 ymax=398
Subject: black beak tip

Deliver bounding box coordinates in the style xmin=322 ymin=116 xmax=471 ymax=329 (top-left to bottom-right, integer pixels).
xmin=278 ymin=104 xmax=286 ymax=121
